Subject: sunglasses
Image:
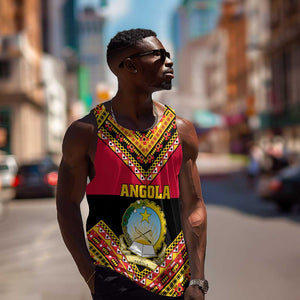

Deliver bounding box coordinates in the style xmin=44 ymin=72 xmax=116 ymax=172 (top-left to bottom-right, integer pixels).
xmin=119 ymin=49 xmax=171 ymax=68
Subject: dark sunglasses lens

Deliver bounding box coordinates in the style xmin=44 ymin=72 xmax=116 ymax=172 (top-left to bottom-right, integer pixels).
xmin=160 ymin=50 xmax=166 ymax=62
xmin=160 ymin=50 xmax=170 ymax=63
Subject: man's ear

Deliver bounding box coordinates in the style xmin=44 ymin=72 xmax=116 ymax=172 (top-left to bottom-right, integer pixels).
xmin=123 ymin=59 xmax=138 ymax=73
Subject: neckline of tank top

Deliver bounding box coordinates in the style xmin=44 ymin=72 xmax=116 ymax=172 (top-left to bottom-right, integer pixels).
xmin=100 ymin=103 xmax=168 ymax=133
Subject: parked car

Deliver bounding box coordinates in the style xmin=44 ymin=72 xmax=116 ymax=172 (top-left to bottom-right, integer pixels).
xmin=13 ymin=158 xmax=58 ymax=199
xmin=257 ymin=164 xmax=300 ymax=211
xmin=0 ymin=154 xmax=18 ymax=188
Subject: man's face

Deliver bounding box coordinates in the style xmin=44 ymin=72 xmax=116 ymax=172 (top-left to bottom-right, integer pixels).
xmin=121 ymin=36 xmax=174 ymax=92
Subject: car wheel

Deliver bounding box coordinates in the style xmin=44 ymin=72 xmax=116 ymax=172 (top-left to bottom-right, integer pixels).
xmin=277 ymin=202 xmax=292 ymax=212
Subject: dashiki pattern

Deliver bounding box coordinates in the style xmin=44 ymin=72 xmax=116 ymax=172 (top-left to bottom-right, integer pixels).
xmin=86 ymin=103 xmax=190 ymax=297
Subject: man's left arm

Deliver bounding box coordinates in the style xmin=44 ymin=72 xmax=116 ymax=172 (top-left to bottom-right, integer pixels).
xmin=178 ymin=119 xmax=207 ymax=300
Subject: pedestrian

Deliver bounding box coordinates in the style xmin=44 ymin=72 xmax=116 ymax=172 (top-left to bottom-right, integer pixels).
xmin=56 ymin=28 xmax=208 ymax=300
xmin=246 ymin=142 xmax=263 ymax=187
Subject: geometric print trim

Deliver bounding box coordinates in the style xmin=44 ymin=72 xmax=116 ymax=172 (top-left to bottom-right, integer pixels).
xmin=93 ymin=104 xmax=180 ymax=184
xmin=99 ymin=130 xmax=180 ymax=184
xmin=87 ymin=220 xmax=190 ymax=297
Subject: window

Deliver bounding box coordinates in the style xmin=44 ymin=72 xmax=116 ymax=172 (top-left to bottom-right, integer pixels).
xmin=0 ymin=60 xmax=11 ymax=79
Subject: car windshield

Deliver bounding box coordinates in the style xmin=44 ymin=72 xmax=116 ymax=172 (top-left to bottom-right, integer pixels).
xmin=18 ymin=161 xmax=57 ymax=175
xmin=19 ymin=165 xmax=42 ymax=175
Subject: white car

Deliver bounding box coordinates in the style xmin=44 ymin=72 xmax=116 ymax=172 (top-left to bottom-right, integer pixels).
xmin=0 ymin=155 xmax=18 ymax=188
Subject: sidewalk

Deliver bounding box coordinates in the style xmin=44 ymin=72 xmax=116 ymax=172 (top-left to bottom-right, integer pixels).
xmin=197 ymin=152 xmax=248 ymax=176
xmin=0 ymin=188 xmax=14 ymax=219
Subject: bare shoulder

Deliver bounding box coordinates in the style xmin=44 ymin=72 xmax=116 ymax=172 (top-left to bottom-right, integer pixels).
xmin=62 ymin=112 xmax=97 ymax=162
xmin=64 ymin=113 xmax=97 ymax=141
xmin=176 ymin=115 xmax=198 ymax=161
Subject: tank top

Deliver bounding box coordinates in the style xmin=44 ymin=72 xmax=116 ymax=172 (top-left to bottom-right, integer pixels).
xmin=86 ymin=103 xmax=190 ymax=297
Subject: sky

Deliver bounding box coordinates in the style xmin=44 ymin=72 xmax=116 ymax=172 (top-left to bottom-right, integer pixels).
xmin=77 ymin=0 xmax=182 ymax=47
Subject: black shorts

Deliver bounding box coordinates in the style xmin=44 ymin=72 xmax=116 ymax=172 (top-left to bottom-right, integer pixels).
xmin=92 ymin=266 xmax=184 ymax=300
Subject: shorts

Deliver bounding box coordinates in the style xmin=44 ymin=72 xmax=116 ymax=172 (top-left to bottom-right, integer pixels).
xmin=92 ymin=265 xmax=184 ymax=300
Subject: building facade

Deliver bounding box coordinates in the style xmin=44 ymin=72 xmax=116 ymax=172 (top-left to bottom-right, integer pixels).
xmin=77 ymin=6 xmax=106 ymax=109
xmin=41 ymin=55 xmax=67 ymax=162
xmin=177 ymin=29 xmax=228 ymax=114
xmin=218 ymin=0 xmax=249 ymax=153
xmin=41 ymin=0 xmax=66 ymax=58
xmin=167 ymin=0 xmax=230 ymax=152
xmin=262 ymin=0 xmax=300 ymax=154
xmin=172 ymin=0 xmax=222 ymax=53
xmin=0 ymin=0 xmax=45 ymax=162
xmin=41 ymin=0 xmax=82 ymax=125
xmin=245 ymin=0 xmax=270 ymax=123
xmin=159 ymin=28 xmax=229 ymax=152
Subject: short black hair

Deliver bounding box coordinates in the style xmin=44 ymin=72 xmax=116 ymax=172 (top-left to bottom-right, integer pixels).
xmin=107 ymin=28 xmax=157 ymax=66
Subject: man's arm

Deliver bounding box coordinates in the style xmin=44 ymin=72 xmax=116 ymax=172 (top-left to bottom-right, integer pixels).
xmin=178 ymin=118 xmax=207 ymax=300
xmin=56 ymin=117 xmax=97 ymax=292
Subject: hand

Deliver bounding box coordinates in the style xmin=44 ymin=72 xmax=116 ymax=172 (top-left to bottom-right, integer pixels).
xmin=184 ymin=285 xmax=205 ymax=300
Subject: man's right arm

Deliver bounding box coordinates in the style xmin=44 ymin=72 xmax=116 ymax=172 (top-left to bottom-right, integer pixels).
xmin=56 ymin=119 xmax=96 ymax=292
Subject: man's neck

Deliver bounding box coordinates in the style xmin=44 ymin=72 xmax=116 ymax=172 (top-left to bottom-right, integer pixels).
xmin=112 ymin=90 xmax=154 ymax=121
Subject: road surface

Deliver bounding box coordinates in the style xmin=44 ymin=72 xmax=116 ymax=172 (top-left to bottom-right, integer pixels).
xmin=0 ymin=172 xmax=299 ymax=300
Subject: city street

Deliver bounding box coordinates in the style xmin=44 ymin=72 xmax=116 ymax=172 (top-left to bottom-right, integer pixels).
xmin=0 ymin=172 xmax=299 ymax=300
xmin=1 ymin=1 xmax=299 ymax=299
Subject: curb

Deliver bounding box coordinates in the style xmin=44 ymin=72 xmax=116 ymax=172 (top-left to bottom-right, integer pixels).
xmin=196 ymin=153 xmax=248 ymax=176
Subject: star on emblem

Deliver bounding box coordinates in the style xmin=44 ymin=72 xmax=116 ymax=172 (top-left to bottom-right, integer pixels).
xmin=140 ymin=209 xmax=151 ymax=223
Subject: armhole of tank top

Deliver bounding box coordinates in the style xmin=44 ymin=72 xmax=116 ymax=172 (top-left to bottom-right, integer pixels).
xmin=86 ymin=137 xmax=100 ymax=188
xmin=86 ymin=107 xmax=101 ymax=188
xmin=164 ymin=104 xmax=182 ymax=147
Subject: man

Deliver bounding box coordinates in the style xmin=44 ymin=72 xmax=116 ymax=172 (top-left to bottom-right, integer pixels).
xmin=57 ymin=28 xmax=207 ymax=300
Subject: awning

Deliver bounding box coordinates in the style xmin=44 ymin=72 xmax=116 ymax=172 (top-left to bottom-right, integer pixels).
xmin=193 ymin=110 xmax=225 ymax=128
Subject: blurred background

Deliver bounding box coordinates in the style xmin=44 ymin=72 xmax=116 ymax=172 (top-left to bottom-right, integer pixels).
xmin=0 ymin=0 xmax=299 ymax=299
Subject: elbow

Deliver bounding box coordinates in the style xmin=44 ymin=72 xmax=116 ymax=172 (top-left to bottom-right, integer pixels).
xmin=187 ymin=206 xmax=207 ymax=237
